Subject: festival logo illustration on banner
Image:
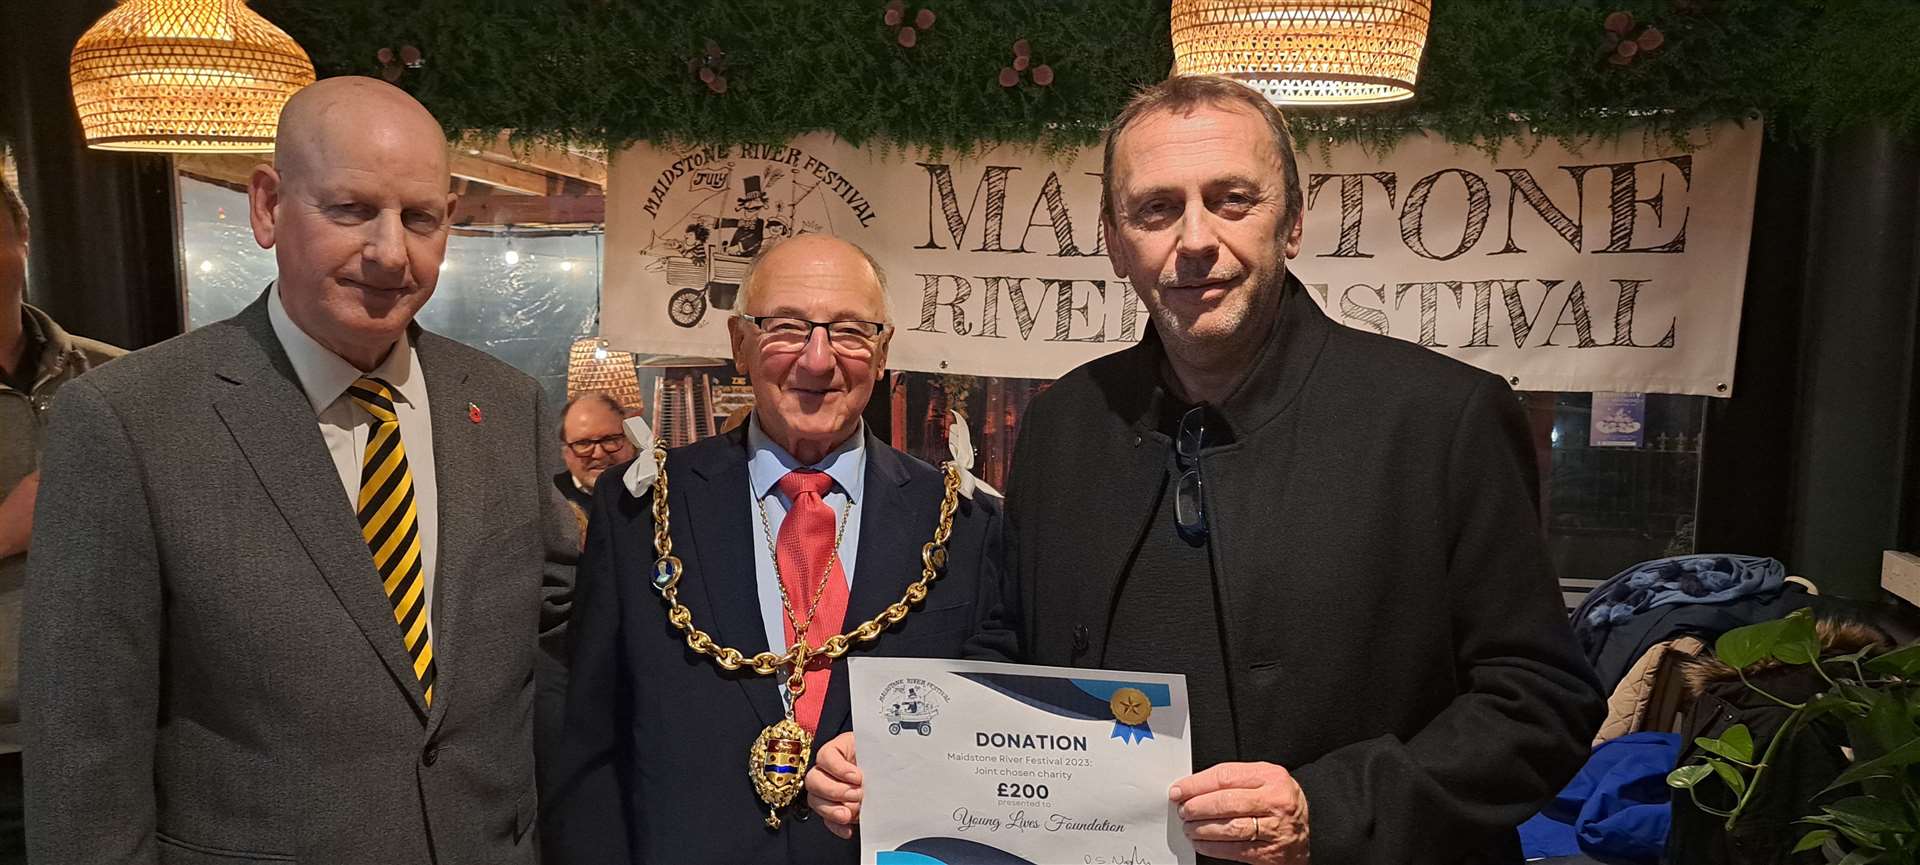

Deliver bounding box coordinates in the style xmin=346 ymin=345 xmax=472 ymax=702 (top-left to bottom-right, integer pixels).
xmin=606 ymin=136 xmax=1137 ymax=381
xmin=606 ymin=125 xmax=1762 ymax=396
xmin=638 ymin=154 xmax=864 ymax=329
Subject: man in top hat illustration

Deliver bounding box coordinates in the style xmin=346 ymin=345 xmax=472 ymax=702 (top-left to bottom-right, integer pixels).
xmin=718 ymin=176 xmax=770 ymax=257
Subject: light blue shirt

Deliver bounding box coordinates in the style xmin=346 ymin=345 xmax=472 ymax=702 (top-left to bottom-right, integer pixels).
xmin=746 ymin=416 xmax=867 ymax=662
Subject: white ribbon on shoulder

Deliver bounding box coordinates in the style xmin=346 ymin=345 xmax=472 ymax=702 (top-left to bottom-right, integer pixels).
xmin=621 ymin=415 xmax=658 ymax=496
xmin=617 ymin=409 xmax=999 ymax=501
xmin=947 ymin=410 xmax=999 ymax=501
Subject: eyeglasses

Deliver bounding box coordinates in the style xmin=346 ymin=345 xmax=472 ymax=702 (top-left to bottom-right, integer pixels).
xmin=740 ymin=314 xmax=887 ymax=356
xmin=565 ymin=434 xmax=631 ymax=458
xmin=1174 ymin=405 xmax=1207 ymax=542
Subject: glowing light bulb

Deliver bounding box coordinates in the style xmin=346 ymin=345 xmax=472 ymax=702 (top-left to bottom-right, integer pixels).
xmin=198 ymin=259 xmax=214 ymax=274
xmin=560 ymin=260 xmax=575 ymax=273
xmin=503 ymin=249 xmax=521 ymax=266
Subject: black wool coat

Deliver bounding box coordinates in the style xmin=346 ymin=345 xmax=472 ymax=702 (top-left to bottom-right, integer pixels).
xmin=1003 ymin=275 xmax=1606 ymax=864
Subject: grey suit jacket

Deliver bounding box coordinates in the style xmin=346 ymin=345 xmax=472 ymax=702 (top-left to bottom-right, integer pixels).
xmin=19 ymin=293 xmax=577 ymax=865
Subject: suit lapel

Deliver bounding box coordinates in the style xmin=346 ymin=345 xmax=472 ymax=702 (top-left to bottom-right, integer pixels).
xmin=683 ymin=429 xmax=785 ymax=727
xmin=212 ymin=298 xmax=430 ymax=720
xmin=816 ymin=435 xmax=929 ymax=741
xmin=418 ymin=333 xmax=487 ymax=736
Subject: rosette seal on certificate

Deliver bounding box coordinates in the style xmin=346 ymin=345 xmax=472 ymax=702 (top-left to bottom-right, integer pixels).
xmin=850 ymin=658 xmax=1194 ymax=865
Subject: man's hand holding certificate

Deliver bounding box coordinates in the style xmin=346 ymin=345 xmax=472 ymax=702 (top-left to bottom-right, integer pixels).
xmin=829 ymin=658 xmax=1196 ymax=865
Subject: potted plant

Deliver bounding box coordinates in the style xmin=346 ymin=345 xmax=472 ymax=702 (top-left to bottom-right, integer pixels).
xmin=1668 ymin=608 xmax=1920 ymax=863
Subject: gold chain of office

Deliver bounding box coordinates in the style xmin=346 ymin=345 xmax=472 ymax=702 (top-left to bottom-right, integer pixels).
xmin=644 ymin=440 xmax=962 ymax=827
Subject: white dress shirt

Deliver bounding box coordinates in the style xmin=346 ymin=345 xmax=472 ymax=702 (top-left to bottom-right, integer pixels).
xmin=745 ymin=416 xmax=866 ymax=667
xmin=268 ymin=285 xmax=438 ymax=640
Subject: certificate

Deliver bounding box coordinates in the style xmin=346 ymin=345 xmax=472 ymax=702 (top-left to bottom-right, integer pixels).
xmin=849 ymin=657 xmax=1194 ymax=865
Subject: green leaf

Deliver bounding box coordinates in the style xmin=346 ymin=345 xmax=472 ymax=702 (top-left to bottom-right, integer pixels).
xmin=1668 ymin=763 xmax=1713 ymax=789
xmin=1708 ymin=759 xmax=1748 ymax=798
xmin=1864 ymin=692 xmax=1920 ymax=753
xmin=1804 ymin=689 xmax=1867 ymax=723
xmin=1836 ymin=851 xmax=1880 ymax=865
xmin=1825 ymin=736 xmax=1920 ymax=794
xmin=1825 ymin=796 xmax=1915 ymax=834
xmin=1793 ymin=829 xmax=1836 ymax=853
xmin=1772 ymin=610 xmax=1822 ymax=666
xmin=1802 ymin=813 xmax=1886 ymax=849
xmin=1866 ymin=645 xmax=1920 ymax=678
xmin=1697 ymin=724 xmax=1756 ymax=764
xmin=1841 ymin=683 xmax=1887 ymax=706
xmin=1830 ymin=645 xmax=1877 ymax=669
xmin=1717 ymin=617 xmax=1790 ymax=670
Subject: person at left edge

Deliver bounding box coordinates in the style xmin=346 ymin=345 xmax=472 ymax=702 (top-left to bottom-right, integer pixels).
xmin=0 ymin=172 xmax=124 ymax=864
xmin=20 ymin=77 xmax=577 ymax=864
xmin=541 ymin=233 xmax=1019 ymax=864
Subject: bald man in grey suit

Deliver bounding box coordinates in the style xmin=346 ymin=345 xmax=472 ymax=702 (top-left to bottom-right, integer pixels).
xmin=19 ymin=77 xmax=575 ymax=864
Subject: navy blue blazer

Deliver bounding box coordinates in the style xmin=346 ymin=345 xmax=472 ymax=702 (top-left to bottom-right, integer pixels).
xmin=541 ymin=426 xmax=1017 ymax=864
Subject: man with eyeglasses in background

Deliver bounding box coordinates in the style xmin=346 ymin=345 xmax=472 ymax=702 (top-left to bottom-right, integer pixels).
xmin=541 ymin=233 xmax=1018 ymax=864
xmin=554 ymin=392 xmax=635 ymax=518
xmin=805 ymin=75 xmax=1603 ymax=865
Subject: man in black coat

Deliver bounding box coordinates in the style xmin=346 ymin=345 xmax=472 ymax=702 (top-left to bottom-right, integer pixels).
xmin=807 ymin=75 xmax=1603 ymax=864
xmin=541 ymin=235 xmax=1017 ymax=864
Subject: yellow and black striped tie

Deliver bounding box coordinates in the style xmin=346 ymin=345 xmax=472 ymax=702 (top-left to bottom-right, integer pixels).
xmin=347 ymin=376 xmax=436 ymax=706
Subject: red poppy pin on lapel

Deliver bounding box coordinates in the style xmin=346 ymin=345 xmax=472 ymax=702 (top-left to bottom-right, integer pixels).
xmin=468 ymin=402 xmax=483 ymax=424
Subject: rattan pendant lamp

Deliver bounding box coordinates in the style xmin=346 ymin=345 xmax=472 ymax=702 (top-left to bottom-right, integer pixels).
xmin=69 ymin=0 xmax=315 ymax=152
xmin=1171 ymin=0 xmax=1433 ymax=106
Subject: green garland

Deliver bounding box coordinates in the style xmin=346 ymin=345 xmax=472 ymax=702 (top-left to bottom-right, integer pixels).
xmin=253 ymin=0 xmax=1920 ymax=151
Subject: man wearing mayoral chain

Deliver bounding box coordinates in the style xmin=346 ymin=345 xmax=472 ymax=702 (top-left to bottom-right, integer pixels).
xmin=542 ymin=234 xmax=1018 ymax=863
xmin=806 ymin=75 xmax=1604 ymax=864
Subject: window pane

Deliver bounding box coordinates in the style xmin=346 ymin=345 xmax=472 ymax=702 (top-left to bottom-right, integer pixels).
xmin=176 ymin=142 xmax=608 ymax=407
xmin=1537 ymin=392 xmax=1707 ymax=610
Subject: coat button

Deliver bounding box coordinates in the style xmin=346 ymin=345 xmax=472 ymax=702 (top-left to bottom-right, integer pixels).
xmin=422 ymin=746 xmax=440 ymax=766
xmin=1071 ymin=625 xmax=1089 ymax=654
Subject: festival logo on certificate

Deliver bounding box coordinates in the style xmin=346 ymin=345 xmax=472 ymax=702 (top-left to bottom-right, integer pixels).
xmin=877 ymin=678 xmax=951 ymax=737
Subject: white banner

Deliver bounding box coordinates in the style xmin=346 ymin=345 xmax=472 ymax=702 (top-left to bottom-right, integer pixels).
xmin=604 ymin=122 xmax=1761 ymax=395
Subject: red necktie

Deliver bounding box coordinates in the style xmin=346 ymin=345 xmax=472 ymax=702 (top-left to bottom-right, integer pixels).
xmin=774 ymin=469 xmax=850 ymax=734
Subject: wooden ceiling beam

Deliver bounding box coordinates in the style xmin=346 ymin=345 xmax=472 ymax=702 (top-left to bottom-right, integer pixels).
xmin=177 ymin=144 xmax=598 ymax=203
xmin=465 ymin=131 xmax=608 ymax=189
xmin=448 ymin=153 xmax=550 ymax=196
xmin=173 ymin=152 xmax=269 ymax=190
xmin=451 ymin=193 xmax=605 ymax=227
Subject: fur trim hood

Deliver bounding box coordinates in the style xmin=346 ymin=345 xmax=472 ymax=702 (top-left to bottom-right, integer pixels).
xmin=1683 ymin=619 xmax=1891 ymax=697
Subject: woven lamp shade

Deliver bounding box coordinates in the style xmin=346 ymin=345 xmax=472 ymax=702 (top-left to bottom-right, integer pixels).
xmin=70 ymin=0 xmax=315 ymax=152
xmin=1171 ymin=0 xmax=1432 ymax=106
xmin=567 ymin=337 xmax=644 ymax=411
